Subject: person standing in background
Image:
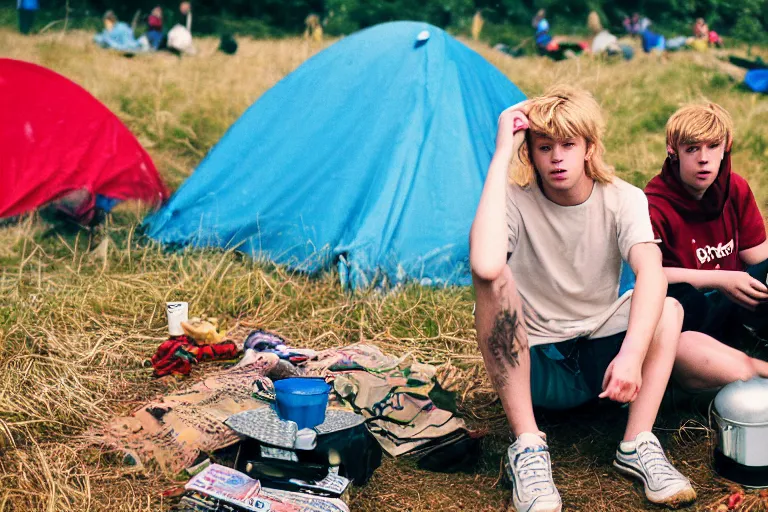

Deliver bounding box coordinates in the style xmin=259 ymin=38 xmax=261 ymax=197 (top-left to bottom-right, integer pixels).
xmin=179 ymin=1 xmax=192 ymax=32
xmin=471 ymin=10 xmax=484 ymax=41
xmin=17 ymin=0 xmax=39 ymax=35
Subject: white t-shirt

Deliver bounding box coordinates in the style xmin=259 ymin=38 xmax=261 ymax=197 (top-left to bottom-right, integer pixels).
xmin=592 ymin=30 xmax=618 ymax=54
xmin=506 ymin=177 xmax=656 ymax=346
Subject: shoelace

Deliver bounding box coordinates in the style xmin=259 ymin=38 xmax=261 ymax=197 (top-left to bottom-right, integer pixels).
xmin=516 ymin=446 xmax=554 ymax=496
xmin=636 ymin=440 xmax=684 ymax=484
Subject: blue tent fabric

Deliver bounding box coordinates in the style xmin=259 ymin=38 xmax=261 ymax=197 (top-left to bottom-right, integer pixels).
xmin=144 ymin=21 xmax=526 ymax=289
xmin=745 ymin=69 xmax=768 ymax=94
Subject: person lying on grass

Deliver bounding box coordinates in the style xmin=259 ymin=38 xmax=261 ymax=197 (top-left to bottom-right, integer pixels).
xmin=644 ymin=102 xmax=768 ymax=391
xmin=469 ymin=85 xmax=696 ymax=512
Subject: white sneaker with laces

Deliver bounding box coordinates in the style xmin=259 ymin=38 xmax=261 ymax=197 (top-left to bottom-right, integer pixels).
xmin=505 ymin=433 xmax=562 ymax=512
xmin=613 ymin=431 xmax=696 ymax=507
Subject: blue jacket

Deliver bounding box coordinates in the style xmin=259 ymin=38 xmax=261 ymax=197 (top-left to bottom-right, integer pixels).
xmin=18 ymin=0 xmax=40 ymax=10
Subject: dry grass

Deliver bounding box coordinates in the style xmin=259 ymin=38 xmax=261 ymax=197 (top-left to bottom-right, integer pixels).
xmin=1 ymin=28 xmax=767 ymax=511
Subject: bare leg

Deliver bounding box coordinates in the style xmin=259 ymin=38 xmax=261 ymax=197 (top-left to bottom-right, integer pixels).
xmin=473 ymin=266 xmax=537 ymax=436
xmin=673 ymin=331 xmax=767 ymax=390
xmin=624 ymin=298 xmax=683 ymax=441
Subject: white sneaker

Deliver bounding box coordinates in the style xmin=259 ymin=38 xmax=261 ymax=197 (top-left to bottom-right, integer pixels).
xmin=505 ymin=433 xmax=562 ymax=512
xmin=613 ymin=431 xmax=696 ymax=508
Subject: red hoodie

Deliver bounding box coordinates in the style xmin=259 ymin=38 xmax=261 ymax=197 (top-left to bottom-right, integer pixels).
xmin=645 ymin=153 xmax=766 ymax=271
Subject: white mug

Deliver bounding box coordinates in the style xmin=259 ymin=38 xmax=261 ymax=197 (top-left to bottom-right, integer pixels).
xmin=166 ymin=302 xmax=189 ymax=336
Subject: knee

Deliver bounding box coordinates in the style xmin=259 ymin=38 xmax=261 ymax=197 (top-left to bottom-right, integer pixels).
xmin=661 ymin=297 xmax=684 ymax=331
xmin=473 ymin=264 xmax=516 ymax=297
xmin=651 ymin=298 xmax=684 ymax=351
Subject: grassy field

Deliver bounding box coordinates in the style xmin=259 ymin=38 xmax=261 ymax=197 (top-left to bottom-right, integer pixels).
xmin=1 ymin=27 xmax=768 ymax=511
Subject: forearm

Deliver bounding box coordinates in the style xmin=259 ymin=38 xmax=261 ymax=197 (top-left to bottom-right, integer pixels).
xmin=664 ymin=267 xmax=722 ymax=289
xmin=623 ymin=265 xmax=667 ymax=362
xmin=470 ymin=132 xmax=524 ymax=280
xmin=469 ymin=154 xmax=511 ymax=278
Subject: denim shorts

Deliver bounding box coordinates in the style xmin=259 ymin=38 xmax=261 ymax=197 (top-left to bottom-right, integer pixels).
xmin=530 ymin=333 xmax=625 ymax=410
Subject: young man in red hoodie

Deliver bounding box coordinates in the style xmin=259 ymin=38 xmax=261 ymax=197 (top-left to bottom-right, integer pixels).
xmin=645 ymin=103 xmax=768 ymax=390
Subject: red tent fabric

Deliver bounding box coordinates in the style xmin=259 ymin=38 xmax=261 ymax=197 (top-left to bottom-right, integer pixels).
xmin=0 ymin=58 xmax=168 ymax=220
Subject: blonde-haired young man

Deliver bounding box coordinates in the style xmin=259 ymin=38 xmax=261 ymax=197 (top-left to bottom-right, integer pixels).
xmin=645 ymin=103 xmax=768 ymax=390
xmin=470 ymin=86 xmax=696 ymax=511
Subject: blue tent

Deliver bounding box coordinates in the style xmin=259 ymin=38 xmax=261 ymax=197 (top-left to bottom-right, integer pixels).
xmin=144 ymin=21 xmax=525 ymax=289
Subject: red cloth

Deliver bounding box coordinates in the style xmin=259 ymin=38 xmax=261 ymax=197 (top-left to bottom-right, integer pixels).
xmin=151 ymin=337 xmax=194 ymax=376
xmin=187 ymin=342 xmax=239 ymax=361
xmin=0 ymin=58 xmax=168 ymax=219
xmin=645 ymin=153 xmax=766 ymax=271
xmin=147 ymin=14 xmax=163 ymax=30
xmin=150 ymin=336 xmax=240 ymax=377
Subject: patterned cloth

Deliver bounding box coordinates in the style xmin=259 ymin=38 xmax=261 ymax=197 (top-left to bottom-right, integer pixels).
xmin=303 ymin=344 xmax=469 ymax=457
xmin=88 ymin=353 xmax=280 ymax=473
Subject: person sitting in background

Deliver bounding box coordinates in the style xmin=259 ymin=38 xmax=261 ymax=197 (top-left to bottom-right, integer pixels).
xmin=303 ymin=13 xmax=323 ymax=42
xmin=94 ymin=10 xmax=142 ymax=52
xmin=624 ymin=12 xmax=650 ymax=36
xmin=693 ymin=18 xmax=709 ymax=39
xmin=588 ymin=11 xmax=631 ymax=59
xmin=622 ymin=15 xmax=633 ymax=35
xmin=17 ymin=0 xmax=39 ymax=35
xmin=146 ymin=6 xmax=164 ymax=50
xmin=688 ymin=18 xmax=710 ymax=52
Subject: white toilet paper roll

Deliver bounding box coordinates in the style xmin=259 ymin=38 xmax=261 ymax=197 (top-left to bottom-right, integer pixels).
xmin=166 ymin=302 xmax=189 ymax=336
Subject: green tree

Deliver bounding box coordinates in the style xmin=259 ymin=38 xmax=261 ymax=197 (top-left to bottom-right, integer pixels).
xmin=732 ymin=9 xmax=766 ymax=55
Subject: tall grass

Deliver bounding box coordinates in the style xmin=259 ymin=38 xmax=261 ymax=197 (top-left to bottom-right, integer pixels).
xmin=0 ymin=28 xmax=767 ymax=511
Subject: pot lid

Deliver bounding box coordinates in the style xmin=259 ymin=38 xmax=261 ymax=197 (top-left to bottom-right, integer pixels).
xmin=714 ymin=378 xmax=768 ymax=424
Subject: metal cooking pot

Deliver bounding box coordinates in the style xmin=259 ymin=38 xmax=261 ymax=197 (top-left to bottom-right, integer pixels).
xmin=711 ymin=377 xmax=768 ymax=488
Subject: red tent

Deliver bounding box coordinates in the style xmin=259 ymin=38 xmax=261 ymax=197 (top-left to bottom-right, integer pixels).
xmin=0 ymin=58 xmax=168 ymax=221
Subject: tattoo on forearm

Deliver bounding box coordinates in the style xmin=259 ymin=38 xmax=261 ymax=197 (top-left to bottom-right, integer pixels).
xmin=486 ymin=309 xmax=524 ymax=387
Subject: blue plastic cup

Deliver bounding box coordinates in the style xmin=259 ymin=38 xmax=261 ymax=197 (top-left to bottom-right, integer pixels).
xmin=274 ymin=377 xmax=330 ymax=430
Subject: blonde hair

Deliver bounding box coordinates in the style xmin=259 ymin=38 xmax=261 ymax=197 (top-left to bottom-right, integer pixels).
xmin=587 ymin=11 xmax=603 ymax=35
xmin=512 ymin=85 xmax=614 ymax=187
xmin=666 ymin=103 xmax=733 ymax=153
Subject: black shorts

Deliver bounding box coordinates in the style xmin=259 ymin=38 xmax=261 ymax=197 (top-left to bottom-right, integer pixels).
xmin=530 ymin=332 xmax=625 ymax=410
xmin=668 ymin=259 xmax=768 ymax=340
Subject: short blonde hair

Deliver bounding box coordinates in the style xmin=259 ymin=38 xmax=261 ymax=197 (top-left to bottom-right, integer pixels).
xmin=512 ymin=85 xmax=614 ymax=187
xmin=666 ymin=103 xmax=733 ymax=153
